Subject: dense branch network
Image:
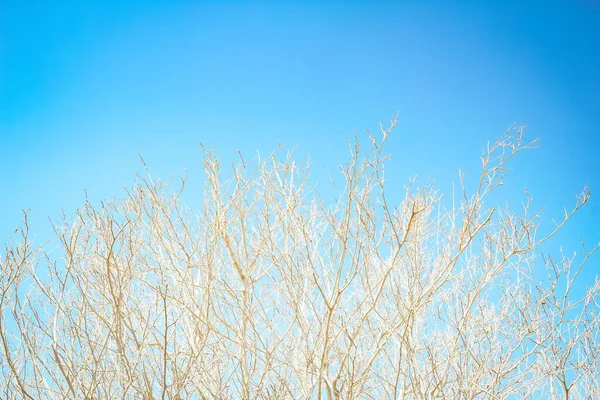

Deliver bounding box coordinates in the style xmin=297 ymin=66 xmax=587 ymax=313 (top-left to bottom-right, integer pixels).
xmin=1 ymin=118 xmax=599 ymax=399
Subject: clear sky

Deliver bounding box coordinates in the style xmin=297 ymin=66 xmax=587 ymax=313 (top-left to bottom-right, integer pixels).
xmin=1 ymin=1 xmax=599 ymax=281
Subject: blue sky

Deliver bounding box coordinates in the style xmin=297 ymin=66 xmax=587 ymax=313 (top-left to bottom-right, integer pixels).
xmin=1 ymin=1 xmax=599 ymax=280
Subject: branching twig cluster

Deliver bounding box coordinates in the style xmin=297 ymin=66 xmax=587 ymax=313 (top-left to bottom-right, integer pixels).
xmin=1 ymin=118 xmax=599 ymax=399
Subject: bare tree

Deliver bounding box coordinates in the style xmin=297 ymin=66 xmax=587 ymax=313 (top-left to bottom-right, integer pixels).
xmin=1 ymin=116 xmax=599 ymax=399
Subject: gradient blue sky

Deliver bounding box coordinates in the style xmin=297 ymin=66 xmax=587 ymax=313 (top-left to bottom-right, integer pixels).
xmin=1 ymin=1 xmax=599 ymax=280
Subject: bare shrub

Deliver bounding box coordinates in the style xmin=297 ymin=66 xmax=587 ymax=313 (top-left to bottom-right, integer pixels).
xmin=1 ymin=116 xmax=599 ymax=399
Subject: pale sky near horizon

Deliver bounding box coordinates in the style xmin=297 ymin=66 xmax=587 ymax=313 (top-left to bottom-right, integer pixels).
xmin=1 ymin=1 xmax=599 ymax=283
